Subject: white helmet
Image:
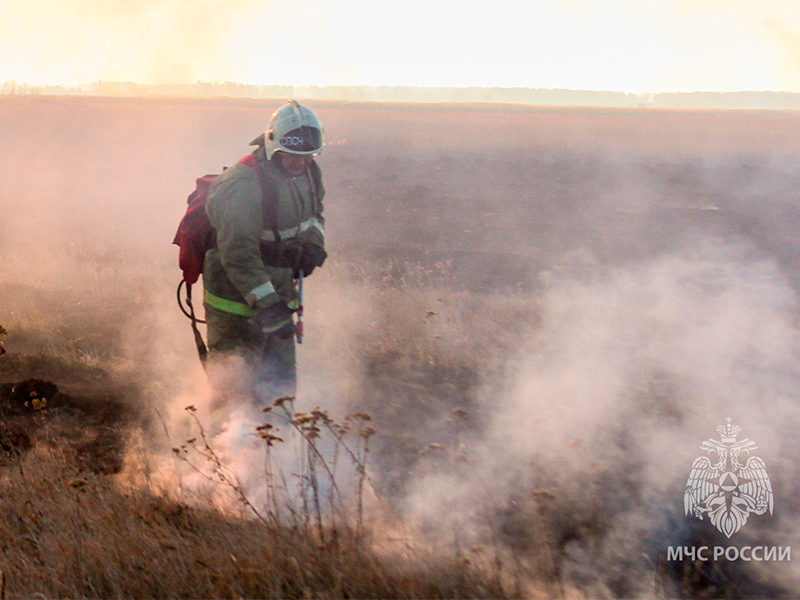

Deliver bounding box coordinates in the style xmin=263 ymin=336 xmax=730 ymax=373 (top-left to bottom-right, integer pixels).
xmin=262 ymin=100 xmax=325 ymax=160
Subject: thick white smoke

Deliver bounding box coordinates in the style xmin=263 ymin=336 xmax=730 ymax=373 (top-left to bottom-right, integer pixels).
xmin=402 ymin=237 xmax=800 ymax=596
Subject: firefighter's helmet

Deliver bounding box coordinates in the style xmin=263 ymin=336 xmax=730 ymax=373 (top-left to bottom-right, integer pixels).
xmin=260 ymin=100 xmax=325 ymax=160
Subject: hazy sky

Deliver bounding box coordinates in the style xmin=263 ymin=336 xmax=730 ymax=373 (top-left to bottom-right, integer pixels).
xmin=2 ymin=0 xmax=800 ymax=92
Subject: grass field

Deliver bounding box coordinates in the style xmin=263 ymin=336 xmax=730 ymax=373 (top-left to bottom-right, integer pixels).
xmin=2 ymin=96 xmax=800 ymax=598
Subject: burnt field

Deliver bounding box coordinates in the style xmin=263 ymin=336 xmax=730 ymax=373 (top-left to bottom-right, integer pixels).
xmin=2 ymin=96 xmax=800 ymax=598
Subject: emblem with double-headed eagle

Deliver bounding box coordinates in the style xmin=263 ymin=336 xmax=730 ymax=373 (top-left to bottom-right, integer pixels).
xmin=684 ymin=418 xmax=773 ymax=538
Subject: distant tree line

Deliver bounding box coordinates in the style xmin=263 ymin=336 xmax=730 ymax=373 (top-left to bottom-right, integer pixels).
xmin=3 ymin=80 xmax=800 ymax=109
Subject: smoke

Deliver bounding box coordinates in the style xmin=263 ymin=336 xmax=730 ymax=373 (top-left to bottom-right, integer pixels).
xmin=395 ymin=240 xmax=800 ymax=595
xmin=5 ymin=97 xmax=800 ymax=596
xmin=394 ymin=235 xmax=800 ymax=596
xmin=0 ymin=0 xmax=267 ymax=85
xmin=765 ymin=17 xmax=800 ymax=93
xmin=3 ymin=0 xmax=799 ymax=92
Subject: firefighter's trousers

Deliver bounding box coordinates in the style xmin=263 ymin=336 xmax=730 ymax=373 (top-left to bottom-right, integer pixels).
xmin=204 ymin=304 xmax=296 ymax=408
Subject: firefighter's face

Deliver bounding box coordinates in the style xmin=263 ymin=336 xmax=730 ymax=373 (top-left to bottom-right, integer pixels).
xmin=279 ymin=152 xmax=313 ymax=176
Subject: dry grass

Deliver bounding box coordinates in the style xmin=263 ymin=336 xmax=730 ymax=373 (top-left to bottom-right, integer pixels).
xmin=0 ymin=292 xmax=515 ymax=598
xmin=0 ymin=431 xmax=508 ymax=599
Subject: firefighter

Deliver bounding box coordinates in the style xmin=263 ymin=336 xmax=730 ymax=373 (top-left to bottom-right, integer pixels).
xmin=202 ymin=100 xmax=327 ymax=406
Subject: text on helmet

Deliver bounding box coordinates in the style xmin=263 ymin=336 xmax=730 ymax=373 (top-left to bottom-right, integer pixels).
xmin=281 ymin=135 xmax=306 ymax=148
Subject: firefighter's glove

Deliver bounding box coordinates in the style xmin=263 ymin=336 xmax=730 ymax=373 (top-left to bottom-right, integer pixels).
xmin=295 ymin=243 xmax=327 ymax=277
xmin=251 ymin=301 xmax=296 ymax=339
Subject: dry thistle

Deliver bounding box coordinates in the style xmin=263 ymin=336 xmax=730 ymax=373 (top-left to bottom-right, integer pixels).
xmin=350 ymin=412 xmax=372 ymax=422
xmin=291 ymin=413 xmax=315 ymax=426
xmin=331 ymin=422 xmax=350 ymax=439
xmin=258 ymin=432 xmax=283 ymax=445
xmin=185 ymin=405 xmax=197 ymax=413
xmin=359 ymin=426 xmax=376 ymax=438
xmin=262 ymin=406 xmax=273 ymax=413
xmin=273 ymin=395 xmax=295 ymax=407
xmin=310 ymin=407 xmax=332 ymax=423
xmin=302 ymin=425 xmax=321 ymax=440
xmin=255 ymin=423 xmax=273 ymax=431
xmin=311 ymin=406 xmax=333 ymax=423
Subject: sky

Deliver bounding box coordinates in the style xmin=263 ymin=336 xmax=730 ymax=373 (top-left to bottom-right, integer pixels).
xmin=1 ymin=0 xmax=800 ymax=93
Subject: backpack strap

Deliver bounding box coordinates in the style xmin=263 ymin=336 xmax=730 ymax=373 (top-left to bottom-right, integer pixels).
xmin=308 ymin=159 xmax=322 ymax=195
xmin=241 ymin=153 xmax=323 ymax=246
xmin=240 ymin=154 xmax=281 ymax=245
xmin=307 ymin=159 xmax=323 ymax=212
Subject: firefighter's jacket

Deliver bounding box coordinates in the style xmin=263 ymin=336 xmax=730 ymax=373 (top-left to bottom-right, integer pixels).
xmin=203 ymin=146 xmax=325 ymax=317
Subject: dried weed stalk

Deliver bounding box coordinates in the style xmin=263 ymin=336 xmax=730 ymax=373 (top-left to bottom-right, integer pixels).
xmin=172 ymin=396 xmax=380 ymax=548
xmin=172 ymin=405 xmax=269 ymax=528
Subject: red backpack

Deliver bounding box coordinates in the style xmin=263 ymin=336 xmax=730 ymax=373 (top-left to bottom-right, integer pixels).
xmin=172 ymin=154 xmax=264 ymax=366
xmin=173 ymin=172 xmax=219 ymax=285
xmin=172 ymin=154 xmax=266 ymax=285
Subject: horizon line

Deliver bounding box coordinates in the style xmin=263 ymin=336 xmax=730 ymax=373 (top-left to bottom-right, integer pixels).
xmin=3 ymin=81 xmax=800 ymax=110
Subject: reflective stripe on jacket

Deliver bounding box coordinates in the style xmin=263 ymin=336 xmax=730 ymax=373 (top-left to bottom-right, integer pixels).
xmin=204 ymin=289 xmax=255 ymax=317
